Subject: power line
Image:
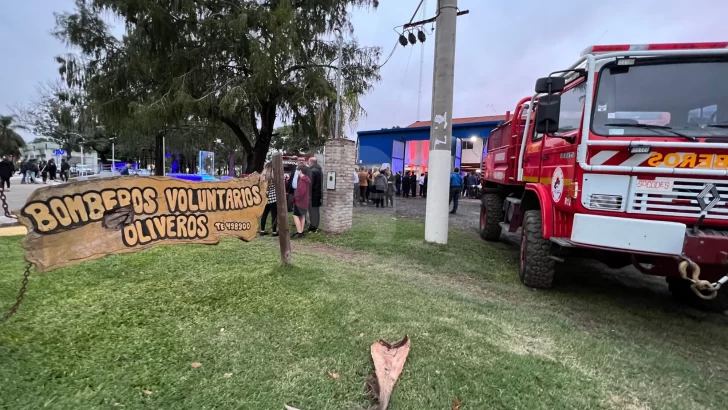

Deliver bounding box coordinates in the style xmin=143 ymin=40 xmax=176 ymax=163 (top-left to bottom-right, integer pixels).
xmin=388 ymin=45 xmax=416 ymax=126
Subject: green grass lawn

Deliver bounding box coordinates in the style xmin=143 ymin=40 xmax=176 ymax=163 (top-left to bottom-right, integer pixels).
xmin=2 ymin=214 xmax=728 ymax=409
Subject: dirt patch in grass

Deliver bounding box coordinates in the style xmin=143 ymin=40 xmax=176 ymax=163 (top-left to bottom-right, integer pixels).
xmin=606 ymin=394 xmax=652 ymax=410
xmin=293 ymin=241 xmax=367 ymax=263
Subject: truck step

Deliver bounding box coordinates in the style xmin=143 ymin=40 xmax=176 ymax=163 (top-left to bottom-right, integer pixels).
xmin=550 ymin=237 xmax=573 ymax=247
xmin=505 ymin=197 xmax=521 ymax=205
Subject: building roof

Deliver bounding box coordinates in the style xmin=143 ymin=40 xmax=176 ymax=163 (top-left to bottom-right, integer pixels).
xmin=406 ymin=115 xmax=507 ymax=128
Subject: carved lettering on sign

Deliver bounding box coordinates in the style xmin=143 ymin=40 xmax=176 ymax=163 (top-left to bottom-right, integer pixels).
xmin=18 ymin=175 xmax=267 ymax=272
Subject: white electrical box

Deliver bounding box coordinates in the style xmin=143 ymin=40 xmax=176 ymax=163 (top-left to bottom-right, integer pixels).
xmin=326 ymin=171 xmax=336 ymax=190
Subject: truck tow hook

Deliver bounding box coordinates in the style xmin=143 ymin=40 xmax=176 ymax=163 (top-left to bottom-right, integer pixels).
xmin=678 ymin=258 xmax=728 ymax=300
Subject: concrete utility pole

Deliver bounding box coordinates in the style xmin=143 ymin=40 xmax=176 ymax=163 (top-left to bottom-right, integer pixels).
xmin=424 ymin=0 xmax=457 ymax=244
xmin=334 ymin=28 xmax=344 ymax=139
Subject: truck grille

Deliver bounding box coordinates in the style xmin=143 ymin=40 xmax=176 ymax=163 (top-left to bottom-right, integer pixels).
xmin=628 ymin=178 xmax=728 ymax=221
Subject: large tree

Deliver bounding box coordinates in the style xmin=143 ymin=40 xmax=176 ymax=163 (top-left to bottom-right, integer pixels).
xmin=54 ymin=0 xmax=381 ymax=173
xmin=15 ymin=81 xmax=101 ymax=158
xmin=0 ymin=115 xmax=27 ymax=158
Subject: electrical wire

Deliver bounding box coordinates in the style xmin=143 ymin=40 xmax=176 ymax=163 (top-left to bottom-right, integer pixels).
xmin=388 ymin=45 xmax=416 ymax=126
xmin=377 ymin=0 xmax=425 ymax=69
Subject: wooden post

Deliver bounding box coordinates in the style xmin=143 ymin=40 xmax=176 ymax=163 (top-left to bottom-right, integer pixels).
xmin=273 ymin=154 xmax=292 ymax=265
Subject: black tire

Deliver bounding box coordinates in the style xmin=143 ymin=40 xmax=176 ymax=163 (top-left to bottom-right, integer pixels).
xmin=479 ymin=193 xmax=504 ymax=241
xmin=667 ymin=277 xmax=728 ymax=313
xmin=519 ymin=210 xmax=555 ymax=288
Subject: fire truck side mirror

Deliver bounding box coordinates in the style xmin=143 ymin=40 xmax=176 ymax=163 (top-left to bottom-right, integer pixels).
xmin=535 ymin=76 xmax=566 ymax=94
xmin=535 ymin=95 xmax=561 ymax=134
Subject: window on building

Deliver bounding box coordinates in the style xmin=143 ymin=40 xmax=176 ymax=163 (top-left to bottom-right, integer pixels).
xmin=461 ymin=140 xmax=474 ymax=150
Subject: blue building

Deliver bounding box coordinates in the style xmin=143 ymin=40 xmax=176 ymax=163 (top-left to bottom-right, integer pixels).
xmin=356 ymin=115 xmax=505 ymax=175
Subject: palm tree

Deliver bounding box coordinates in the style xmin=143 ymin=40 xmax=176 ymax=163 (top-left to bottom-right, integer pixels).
xmin=0 ymin=115 xmax=27 ymax=158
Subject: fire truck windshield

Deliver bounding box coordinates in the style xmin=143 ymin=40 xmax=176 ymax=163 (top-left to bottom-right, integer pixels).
xmin=591 ymin=60 xmax=728 ymax=138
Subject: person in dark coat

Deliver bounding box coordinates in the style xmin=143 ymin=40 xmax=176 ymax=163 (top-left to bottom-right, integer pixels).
xmin=0 ymin=157 xmax=14 ymax=191
xmin=29 ymin=160 xmax=40 ymax=183
xmin=462 ymin=171 xmax=470 ymax=197
xmin=40 ymin=160 xmax=49 ymax=183
xmin=385 ymin=169 xmax=395 ymax=207
xmin=307 ymin=157 xmax=323 ymax=233
xmin=395 ymin=171 xmax=402 ymax=196
xmin=60 ymin=159 xmax=70 ymax=182
xmin=19 ymin=160 xmax=27 ymax=184
xmin=372 ymin=170 xmax=388 ymax=208
xmin=402 ymin=171 xmax=411 ymax=198
xmin=409 ymin=172 xmax=418 ymax=197
xmin=48 ymin=159 xmax=57 ymax=181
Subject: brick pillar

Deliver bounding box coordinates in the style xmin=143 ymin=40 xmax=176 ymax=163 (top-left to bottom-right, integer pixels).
xmin=322 ymin=139 xmax=355 ymax=233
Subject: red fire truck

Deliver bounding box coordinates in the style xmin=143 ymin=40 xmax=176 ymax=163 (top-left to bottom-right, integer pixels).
xmin=480 ymin=42 xmax=728 ymax=310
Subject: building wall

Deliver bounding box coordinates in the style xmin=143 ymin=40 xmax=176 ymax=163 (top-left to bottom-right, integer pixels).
xmin=357 ymin=121 xmax=502 ymax=169
xmin=357 ymin=134 xmax=395 ymax=167
xmin=20 ymin=142 xmax=99 ymax=172
xmin=461 ymin=138 xmax=485 ymax=165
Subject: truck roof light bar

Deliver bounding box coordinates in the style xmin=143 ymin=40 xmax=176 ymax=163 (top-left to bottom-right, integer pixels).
xmin=580 ymin=42 xmax=728 ymax=57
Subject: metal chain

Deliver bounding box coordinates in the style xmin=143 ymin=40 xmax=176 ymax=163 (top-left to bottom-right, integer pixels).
xmin=2 ymin=263 xmax=32 ymax=322
xmin=0 ymin=186 xmax=33 ymax=321
xmin=0 ymin=186 xmax=10 ymax=218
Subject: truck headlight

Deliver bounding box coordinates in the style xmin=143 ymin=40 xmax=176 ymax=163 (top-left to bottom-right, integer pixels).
xmin=587 ymin=194 xmax=623 ymax=211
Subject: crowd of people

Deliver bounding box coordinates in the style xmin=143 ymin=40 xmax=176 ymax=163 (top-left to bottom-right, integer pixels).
xmin=258 ymin=156 xmax=323 ymax=239
xmin=353 ymin=166 xmax=480 ymax=215
xmin=355 ymin=167 xmax=397 ymax=207
xmin=0 ymin=157 xmax=74 ymax=191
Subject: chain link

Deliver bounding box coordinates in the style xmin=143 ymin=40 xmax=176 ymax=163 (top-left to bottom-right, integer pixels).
xmin=2 ymin=263 xmax=32 ymax=322
xmin=0 ymin=186 xmax=11 ymax=218
xmin=0 ymin=187 xmax=33 ymax=321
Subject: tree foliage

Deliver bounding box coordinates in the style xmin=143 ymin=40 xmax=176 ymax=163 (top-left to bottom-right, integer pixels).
xmin=14 ymin=81 xmax=103 ymax=158
xmin=0 ymin=115 xmax=27 ymax=158
xmin=54 ymin=0 xmax=381 ymax=173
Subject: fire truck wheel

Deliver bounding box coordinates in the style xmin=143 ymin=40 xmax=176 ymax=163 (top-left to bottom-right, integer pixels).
xmin=519 ymin=210 xmax=555 ymax=289
xmin=479 ymin=193 xmax=503 ymax=241
xmin=667 ymin=277 xmax=728 ymax=313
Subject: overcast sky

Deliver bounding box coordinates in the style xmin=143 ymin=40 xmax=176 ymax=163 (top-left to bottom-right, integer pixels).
xmin=2 ymin=0 xmax=727 ymax=140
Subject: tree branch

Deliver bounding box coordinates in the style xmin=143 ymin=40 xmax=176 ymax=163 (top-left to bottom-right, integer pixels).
xmin=283 ymin=63 xmax=338 ymax=76
xmin=249 ymin=106 xmax=260 ymax=140
xmin=220 ymin=116 xmax=253 ymax=153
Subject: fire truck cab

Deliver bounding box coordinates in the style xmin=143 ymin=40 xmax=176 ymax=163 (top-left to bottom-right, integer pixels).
xmin=481 ymin=42 xmax=728 ymax=310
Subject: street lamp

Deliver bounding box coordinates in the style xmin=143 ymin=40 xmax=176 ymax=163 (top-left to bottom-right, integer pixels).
xmin=66 ymin=132 xmax=86 ymax=169
xmin=109 ymin=137 xmax=117 ymax=174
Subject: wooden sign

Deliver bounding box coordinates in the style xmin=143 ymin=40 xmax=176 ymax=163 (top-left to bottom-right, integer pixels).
xmin=17 ymin=175 xmax=267 ymax=272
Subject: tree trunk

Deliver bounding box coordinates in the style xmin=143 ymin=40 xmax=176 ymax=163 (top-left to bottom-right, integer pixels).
xmin=154 ymin=131 xmax=164 ymax=176
xmin=228 ymin=151 xmax=236 ymax=177
xmin=247 ymin=104 xmax=276 ymax=174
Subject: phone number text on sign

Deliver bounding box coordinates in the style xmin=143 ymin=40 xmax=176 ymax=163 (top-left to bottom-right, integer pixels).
xmin=214 ymin=222 xmax=252 ymax=231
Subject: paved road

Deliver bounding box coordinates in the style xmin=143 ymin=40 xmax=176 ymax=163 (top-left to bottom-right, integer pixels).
xmin=2 ymin=176 xmax=67 ymax=211
xmin=355 ymin=194 xmax=482 ymax=233
xmin=0 ymin=176 xmax=68 ymax=225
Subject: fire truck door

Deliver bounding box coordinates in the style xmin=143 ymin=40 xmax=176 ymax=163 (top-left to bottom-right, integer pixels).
xmin=522 ymin=126 xmax=544 ymax=183
xmin=539 ymin=81 xmax=585 ymax=205
xmin=540 ymin=133 xmax=577 ymax=206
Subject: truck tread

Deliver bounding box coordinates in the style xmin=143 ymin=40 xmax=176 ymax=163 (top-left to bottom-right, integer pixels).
xmin=520 ymin=210 xmax=555 ymax=288
xmin=480 ymin=194 xmax=504 ymax=241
